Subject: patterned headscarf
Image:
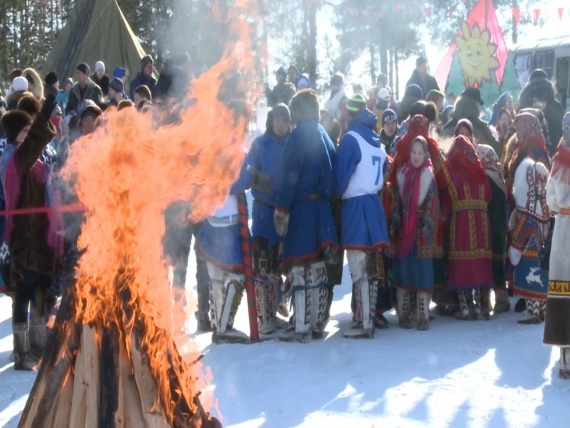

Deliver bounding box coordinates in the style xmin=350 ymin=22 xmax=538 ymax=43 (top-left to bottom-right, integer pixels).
xmin=515 ymin=113 xmax=543 ymax=142
xmin=447 ymin=135 xmax=487 ymax=184
xmin=408 ymin=114 xmax=429 ymax=138
xmin=454 ymin=118 xmax=473 ymax=138
xmin=476 ymin=144 xmax=505 ymax=194
xmin=398 ymin=136 xmax=434 ymax=257
xmin=563 ymin=112 xmax=570 ymax=147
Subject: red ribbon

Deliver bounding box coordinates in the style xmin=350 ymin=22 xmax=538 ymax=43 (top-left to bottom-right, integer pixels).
xmin=0 ymin=203 xmax=86 ymax=216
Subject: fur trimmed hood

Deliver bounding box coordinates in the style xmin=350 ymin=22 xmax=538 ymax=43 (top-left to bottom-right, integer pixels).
xmin=21 ymin=68 xmax=44 ymax=100
xmin=513 ymin=157 xmax=550 ymax=220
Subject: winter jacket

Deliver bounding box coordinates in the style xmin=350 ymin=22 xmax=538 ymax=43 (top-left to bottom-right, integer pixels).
xmin=518 ymin=75 xmax=564 ymax=155
xmin=405 ymin=70 xmax=440 ymax=99
xmin=130 ymin=72 xmax=157 ymax=100
xmin=441 ymin=95 xmax=500 ymax=154
xmin=66 ymin=79 xmax=103 ymax=115
xmin=92 ymin=73 xmax=110 ymax=97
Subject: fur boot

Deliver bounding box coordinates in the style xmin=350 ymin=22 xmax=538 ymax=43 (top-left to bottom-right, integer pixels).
xmin=518 ymin=298 xmax=543 ymax=324
xmin=493 ymin=288 xmax=510 ymax=313
xmin=210 ymin=277 xmax=249 ymax=344
xmin=13 ymin=323 xmax=36 ymax=371
xmin=397 ymin=288 xmax=413 ymax=329
xmin=29 ymin=317 xmax=46 ymax=362
xmin=560 ymin=347 xmax=570 ymax=379
xmin=417 ymin=292 xmax=430 ymax=331
xmin=279 ymin=265 xmax=311 ymax=343
xmin=455 ymin=290 xmax=472 ymax=320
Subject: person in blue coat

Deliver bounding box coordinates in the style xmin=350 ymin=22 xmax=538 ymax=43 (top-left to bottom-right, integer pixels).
xmin=247 ymin=104 xmax=291 ymax=334
xmin=334 ymin=95 xmax=389 ymax=339
xmin=274 ymin=89 xmax=339 ymax=343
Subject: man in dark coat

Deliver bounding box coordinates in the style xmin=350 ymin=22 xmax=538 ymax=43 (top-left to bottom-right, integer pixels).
xmin=266 ymin=67 xmax=296 ymax=108
xmin=441 ymin=87 xmax=500 ymax=154
xmin=66 ymin=63 xmax=103 ymax=115
xmin=518 ymin=69 xmax=565 ymax=156
xmin=406 ymin=57 xmax=440 ymax=99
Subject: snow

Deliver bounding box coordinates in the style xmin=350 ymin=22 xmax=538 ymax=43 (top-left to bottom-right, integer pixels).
xmin=1 ymin=259 xmax=569 ymax=427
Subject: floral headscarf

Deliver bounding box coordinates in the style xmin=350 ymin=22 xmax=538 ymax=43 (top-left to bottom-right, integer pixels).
xmin=476 ymin=144 xmax=505 ymax=194
xmin=515 ymin=112 xmax=543 ymax=142
xmin=551 ymin=112 xmax=570 ymax=183
xmin=398 ymin=136 xmax=434 ymax=257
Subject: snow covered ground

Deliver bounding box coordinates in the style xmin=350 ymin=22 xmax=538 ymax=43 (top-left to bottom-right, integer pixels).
xmin=1 ymin=257 xmax=569 ymax=427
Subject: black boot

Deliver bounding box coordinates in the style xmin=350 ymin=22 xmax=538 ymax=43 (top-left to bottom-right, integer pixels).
xmin=13 ymin=323 xmax=36 ymax=371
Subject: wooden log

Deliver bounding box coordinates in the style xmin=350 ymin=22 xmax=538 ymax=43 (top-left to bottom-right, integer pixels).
xmin=116 ymin=337 xmax=146 ymax=428
xmin=69 ymin=325 xmax=99 ymax=428
xmin=19 ymin=284 xmax=82 ymax=428
xmin=129 ymin=335 xmax=170 ymax=428
xmin=48 ymin=371 xmax=74 ymax=427
xmin=99 ymin=326 xmax=119 ymax=427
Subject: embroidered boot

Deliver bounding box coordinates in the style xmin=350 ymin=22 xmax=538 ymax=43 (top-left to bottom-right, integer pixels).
xmin=455 ymin=290 xmax=472 ymax=320
xmin=417 ymin=292 xmax=430 ymax=331
xmin=397 ymin=288 xmax=413 ymax=329
xmin=518 ymin=299 xmax=542 ymax=324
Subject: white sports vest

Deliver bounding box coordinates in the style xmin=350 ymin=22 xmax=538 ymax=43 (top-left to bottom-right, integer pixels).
xmin=208 ymin=195 xmax=239 ymax=227
xmin=342 ymin=131 xmax=386 ymax=200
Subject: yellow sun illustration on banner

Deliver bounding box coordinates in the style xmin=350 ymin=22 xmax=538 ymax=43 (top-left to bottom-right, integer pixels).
xmin=456 ymin=22 xmax=499 ymax=87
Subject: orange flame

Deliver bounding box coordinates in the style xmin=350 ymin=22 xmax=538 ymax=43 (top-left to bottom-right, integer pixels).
xmin=60 ymin=0 xmax=262 ymax=423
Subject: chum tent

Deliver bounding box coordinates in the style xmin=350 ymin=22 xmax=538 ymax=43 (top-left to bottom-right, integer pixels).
xmin=41 ymin=0 xmax=149 ymax=89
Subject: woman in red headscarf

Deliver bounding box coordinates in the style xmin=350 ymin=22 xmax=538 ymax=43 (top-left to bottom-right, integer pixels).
xmin=391 ymin=136 xmax=439 ymax=330
xmin=447 ymin=135 xmax=494 ymax=320
xmin=392 ymin=115 xmax=452 ymax=312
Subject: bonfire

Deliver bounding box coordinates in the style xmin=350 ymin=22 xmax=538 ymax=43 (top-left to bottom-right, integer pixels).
xmin=18 ymin=2 xmax=261 ymax=426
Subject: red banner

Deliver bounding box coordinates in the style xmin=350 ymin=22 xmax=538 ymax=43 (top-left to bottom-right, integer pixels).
xmin=533 ymin=8 xmax=541 ymax=26
xmin=512 ymin=7 xmax=520 ymax=24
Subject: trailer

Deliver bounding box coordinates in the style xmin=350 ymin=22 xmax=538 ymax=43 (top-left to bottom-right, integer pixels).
xmin=512 ymin=34 xmax=570 ymax=110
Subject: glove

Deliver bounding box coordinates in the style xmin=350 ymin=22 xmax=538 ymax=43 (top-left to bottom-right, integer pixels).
xmin=274 ymin=209 xmax=289 ymax=237
xmin=248 ymin=165 xmax=273 ymax=194
xmin=40 ymin=94 xmax=57 ymax=121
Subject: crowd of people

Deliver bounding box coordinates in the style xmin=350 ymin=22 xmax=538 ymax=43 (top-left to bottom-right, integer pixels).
xmin=0 ymin=54 xmax=569 ymax=381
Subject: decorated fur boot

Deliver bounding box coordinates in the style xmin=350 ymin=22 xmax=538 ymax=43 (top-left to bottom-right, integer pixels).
xmin=397 ymin=287 xmax=413 ymax=329
xmin=455 ymin=290 xmax=472 ymax=320
xmin=417 ymin=292 xmax=430 ymax=331
xmin=210 ymin=279 xmax=249 ymax=344
xmin=518 ymin=299 xmax=543 ymax=325
xmin=493 ymin=288 xmax=511 ymax=313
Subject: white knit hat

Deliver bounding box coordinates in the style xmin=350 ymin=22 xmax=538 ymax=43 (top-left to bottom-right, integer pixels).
xmin=11 ymin=76 xmax=29 ymax=92
xmin=95 ymin=61 xmax=105 ymax=72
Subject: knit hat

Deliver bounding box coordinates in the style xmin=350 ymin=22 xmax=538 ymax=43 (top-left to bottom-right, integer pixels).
xmin=276 ymin=66 xmax=287 ymax=77
xmin=11 ymin=76 xmax=29 ymax=92
xmin=461 ymin=87 xmax=484 ymax=105
xmin=377 ymin=87 xmax=390 ymax=102
xmin=427 ymin=89 xmax=444 ymax=101
xmin=76 ymin=62 xmax=90 ymax=76
xmin=113 ymin=67 xmax=127 ymax=79
xmin=346 ymin=94 xmax=367 ymax=113
xmin=64 ymin=77 xmax=74 ymax=87
xmin=1 ymin=110 xmax=32 ymax=141
xmin=404 ymin=84 xmax=423 ymax=100
xmin=416 ymin=57 xmax=427 ymax=67
xmin=377 ymin=73 xmax=387 ymax=85
xmin=109 ymin=78 xmax=124 ymax=94
xmin=44 ymin=71 xmax=58 ymax=86
xmin=382 ymin=109 xmax=398 ymax=125
xmin=95 ymin=61 xmax=105 ymax=72
xmin=272 ymin=103 xmax=291 ymax=121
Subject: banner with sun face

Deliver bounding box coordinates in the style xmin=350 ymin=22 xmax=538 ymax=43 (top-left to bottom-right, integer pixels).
xmin=435 ymin=0 xmax=518 ymax=106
